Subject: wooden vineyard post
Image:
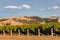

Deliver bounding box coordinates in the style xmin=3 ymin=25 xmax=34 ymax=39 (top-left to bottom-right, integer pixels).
xmin=51 ymin=28 xmax=53 ymax=37
xmin=38 ymin=29 xmax=40 ymax=36
xmin=10 ymin=30 xmax=12 ymax=36
xmin=18 ymin=29 xmax=20 ymax=36
xmin=3 ymin=30 xmax=5 ymax=36
xmin=27 ymin=29 xmax=29 ymax=36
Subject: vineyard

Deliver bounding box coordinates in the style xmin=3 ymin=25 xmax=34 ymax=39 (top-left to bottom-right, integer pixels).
xmin=0 ymin=22 xmax=60 ymax=36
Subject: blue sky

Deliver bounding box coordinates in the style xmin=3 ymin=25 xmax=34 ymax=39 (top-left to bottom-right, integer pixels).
xmin=0 ymin=0 xmax=60 ymax=18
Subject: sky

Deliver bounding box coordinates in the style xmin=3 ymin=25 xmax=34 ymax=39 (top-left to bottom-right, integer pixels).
xmin=0 ymin=0 xmax=60 ymax=18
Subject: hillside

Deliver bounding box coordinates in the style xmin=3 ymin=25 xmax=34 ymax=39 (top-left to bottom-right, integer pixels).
xmin=0 ymin=16 xmax=59 ymax=26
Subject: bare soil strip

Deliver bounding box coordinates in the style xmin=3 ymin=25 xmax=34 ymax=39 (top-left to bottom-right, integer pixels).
xmin=0 ymin=35 xmax=60 ymax=40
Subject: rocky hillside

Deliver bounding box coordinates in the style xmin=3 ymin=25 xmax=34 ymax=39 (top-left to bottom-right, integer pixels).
xmin=16 ymin=16 xmax=43 ymax=24
xmin=0 ymin=16 xmax=41 ymax=26
xmin=0 ymin=16 xmax=59 ymax=26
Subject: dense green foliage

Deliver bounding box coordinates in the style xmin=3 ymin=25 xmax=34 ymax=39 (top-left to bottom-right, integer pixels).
xmin=0 ymin=22 xmax=60 ymax=35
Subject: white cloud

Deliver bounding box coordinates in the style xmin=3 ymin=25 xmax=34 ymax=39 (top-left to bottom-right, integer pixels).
xmin=48 ymin=6 xmax=60 ymax=10
xmin=3 ymin=4 xmax=31 ymax=9
xmin=3 ymin=6 xmax=20 ymax=9
xmin=21 ymin=4 xmax=31 ymax=9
